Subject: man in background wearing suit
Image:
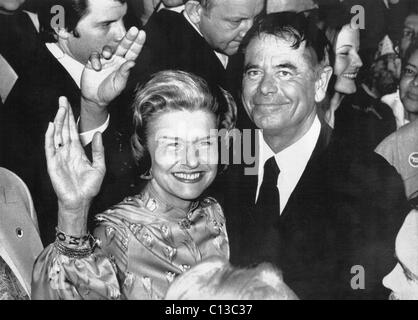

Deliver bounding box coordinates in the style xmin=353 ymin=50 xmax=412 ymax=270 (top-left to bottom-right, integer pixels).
xmin=219 ymin=12 xmax=409 ymax=300
xmin=108 ymin=0 xmax=265 ymax=151
xmin=1 ymin=0 xmax=143 ymax=245
xmin=126 ymin=0 xmax=264 ymax=93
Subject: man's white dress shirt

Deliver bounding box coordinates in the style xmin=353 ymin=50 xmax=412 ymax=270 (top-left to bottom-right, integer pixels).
xmin=45 ymin=43 xmax=109 ymax=146
xmin=256 ymin=116 xmax=321 ymax=214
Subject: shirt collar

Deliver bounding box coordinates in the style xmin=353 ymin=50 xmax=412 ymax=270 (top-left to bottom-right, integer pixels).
xmin=182 ymin=10 xmax=229 ymax=69
xmin=158 ymin=4 xmax=185 ymax=13
xmin=45 ymin=42 xmax=84 ymax=88
xmin=258 ymin=115 xmax=321 ymax=179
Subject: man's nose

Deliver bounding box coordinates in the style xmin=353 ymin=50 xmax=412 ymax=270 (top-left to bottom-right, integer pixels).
xmin=259 ymin=74 xmax=278 ymax=95
xmin=114 ymin=20 xmax=126 ymax=42
xmin=239 ymin=19 xmax=253 ymax=38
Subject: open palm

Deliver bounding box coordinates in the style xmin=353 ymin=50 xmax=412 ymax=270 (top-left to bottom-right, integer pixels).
xmin=45 ymin=97 xmax=106 ymax=212
xmin=81 ymin=27 xmax=146 ymax=108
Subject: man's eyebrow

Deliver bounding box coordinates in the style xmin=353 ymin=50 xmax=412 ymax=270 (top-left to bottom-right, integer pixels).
xmin=226 ymin=16 xmax=246 ymax=20
xmin=96 ymin=19 xmax=117 ymax=24
xmin=244 ymin=64 xmax=260 ymax=72
xmin=273 ymin=63 xmax=297 ymax=71
xmin=337 ymin=44 xmax=353 ymax=50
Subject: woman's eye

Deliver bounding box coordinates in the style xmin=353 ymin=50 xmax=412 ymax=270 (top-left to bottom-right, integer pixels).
xmin=167 ymin=142 xmax=182 ymax=149
xmin=200 ymin=141 xmax=213 ymax=147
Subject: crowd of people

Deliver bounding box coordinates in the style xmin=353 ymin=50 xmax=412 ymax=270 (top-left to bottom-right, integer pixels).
xmin=0 ymin=0 xmax=418 ymax=300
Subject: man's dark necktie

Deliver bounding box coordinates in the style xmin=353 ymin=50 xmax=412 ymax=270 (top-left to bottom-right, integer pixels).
xmin=256 ymin=156 xmax=280 ymax=210
xmin=251 ymin=156 xmax=281 ymax=263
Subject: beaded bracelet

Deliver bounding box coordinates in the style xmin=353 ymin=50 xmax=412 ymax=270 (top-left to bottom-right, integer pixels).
xmin=54 ymin=240 xmax=93 ymax=259
xmin=55 ymin=227 xmax=92 ymax=247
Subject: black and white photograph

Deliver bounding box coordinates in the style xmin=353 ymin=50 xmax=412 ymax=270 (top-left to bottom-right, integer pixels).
xmin=0 ymin=0 xmax=417 ymax=305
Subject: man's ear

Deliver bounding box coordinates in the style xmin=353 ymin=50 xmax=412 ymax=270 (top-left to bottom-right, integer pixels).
xmin=54 ymin=26 xmax=71 ymax=41
xmin=185 ymin=0 xmax=204 ymax=25
xmin=314 ymin=65 xmax=333 ymax=103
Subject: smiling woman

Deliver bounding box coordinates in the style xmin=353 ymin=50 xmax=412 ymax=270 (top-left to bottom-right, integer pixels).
xmin=321 ymin=23 xmax=363 ymax=128
xmin=32 ymin=70 xmax=237 ymax=300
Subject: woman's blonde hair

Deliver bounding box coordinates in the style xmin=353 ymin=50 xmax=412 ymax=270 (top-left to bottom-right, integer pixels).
xmin=131 ymin=70 xmax=236 ymax=172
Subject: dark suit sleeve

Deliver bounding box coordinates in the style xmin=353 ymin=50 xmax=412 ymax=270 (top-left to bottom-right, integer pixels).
xmin=337 ymin=150 xmax=409 ymax=299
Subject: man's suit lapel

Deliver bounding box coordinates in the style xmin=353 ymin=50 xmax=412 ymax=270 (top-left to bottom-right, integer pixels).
xmin=280 ymin=124 xmax=333 ymax=219
xmin=174 ymin=13 xmax=227 ymax=87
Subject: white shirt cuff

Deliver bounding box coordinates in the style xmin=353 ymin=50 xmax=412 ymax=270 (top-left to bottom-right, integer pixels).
xmin=78 ymin=115 xmax=110 ymax=146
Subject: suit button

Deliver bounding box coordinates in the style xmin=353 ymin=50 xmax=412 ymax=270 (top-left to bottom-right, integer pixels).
xmin=16 ymin=227 xmax=23 ymax=238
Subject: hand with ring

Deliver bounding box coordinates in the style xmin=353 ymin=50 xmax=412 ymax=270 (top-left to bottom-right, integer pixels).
xmin=45 ymin=97 xmax=106 ymax=235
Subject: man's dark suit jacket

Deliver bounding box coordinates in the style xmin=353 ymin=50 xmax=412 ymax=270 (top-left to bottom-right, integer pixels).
xmin=129 ymin=8 xmax=239 ymax=90
xmin=213 ymin=124 xmax=409 ymax=300
xmin=0 ymin=10 xmax=40 ymax=77
xmin=0 ymin=44 xmax=142 ymax=245
xmin=110 ymin=8 xmax=244 ymax=135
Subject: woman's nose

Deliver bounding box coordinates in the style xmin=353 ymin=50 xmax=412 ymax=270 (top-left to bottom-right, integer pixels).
xmin=353 ymin=52 xmax=363 ymax=69
xmin=185 ymin=146 xmax=199 ymax=168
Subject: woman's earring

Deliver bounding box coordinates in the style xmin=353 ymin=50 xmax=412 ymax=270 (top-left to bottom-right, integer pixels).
xmin=140 ymin=168 xmax=153 ymax=180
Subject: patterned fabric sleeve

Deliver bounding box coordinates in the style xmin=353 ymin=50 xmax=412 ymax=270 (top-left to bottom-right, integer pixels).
xmin=31 ymin=241 xmax=122 ymax=300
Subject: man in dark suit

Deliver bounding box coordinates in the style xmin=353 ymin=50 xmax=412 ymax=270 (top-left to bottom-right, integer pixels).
xmin=128 ymin=0 xmax=264 ymax=90
xmin=109 ymin=0 xmax=264 ymax=143
xmin=0 ymin=0 xmax=40 ymax=78
xmin=0 ymin=0 xmax=143 ymax=245
xmin=216 ymin=12 xmax=409 ymax=300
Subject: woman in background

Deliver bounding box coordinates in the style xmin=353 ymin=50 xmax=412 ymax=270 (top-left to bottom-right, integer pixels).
xmin=321 ymin=22 xmax=397 ymax=153
xmin=322 ymin=23 xmax=364 ymax=129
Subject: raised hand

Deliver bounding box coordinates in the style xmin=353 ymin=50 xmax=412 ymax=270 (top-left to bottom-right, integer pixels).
xmin=45 ymin=97 xmax=106 ymax=234
xmin=81 ymin=27 xmax=146 ymax=108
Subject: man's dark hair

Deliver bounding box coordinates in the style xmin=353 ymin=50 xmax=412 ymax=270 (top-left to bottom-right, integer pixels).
xmin=241 ymin=12 xmax=331 ymax=68
xmin=37 ymin=0 xmax=126 ymax=43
